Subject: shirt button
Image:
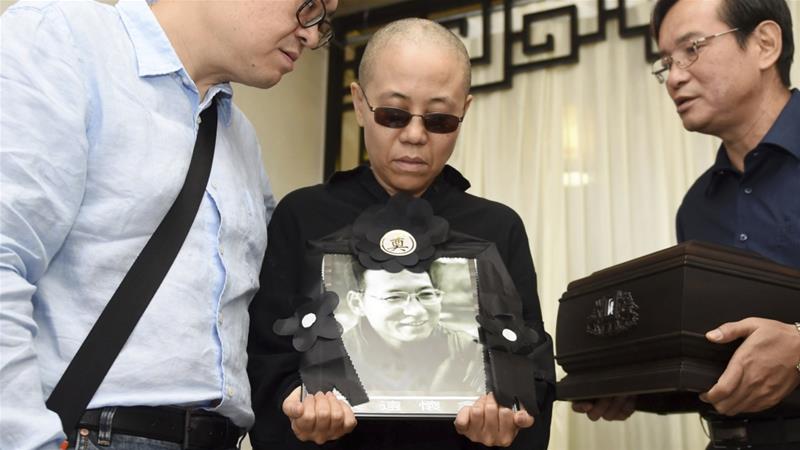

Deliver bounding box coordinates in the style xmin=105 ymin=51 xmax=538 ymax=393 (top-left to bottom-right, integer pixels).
xmin=743 ymin=187 xmax=753 ymax=194
xmin=739 ymin=233 xmax=749 ymax=242
xmin=196 ymin=116 xmax=202 ymax=125
xmin=227 ymin=386 xmax=235 ymax=397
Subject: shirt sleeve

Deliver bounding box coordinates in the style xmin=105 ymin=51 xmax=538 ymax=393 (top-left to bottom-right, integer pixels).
xmin=1 ymin=5 xmax=90 ymax=449
xmin=247 ymin=198 xmax=304 ymax=450
xmin=503 ymin=212 xmax=556 ymax=449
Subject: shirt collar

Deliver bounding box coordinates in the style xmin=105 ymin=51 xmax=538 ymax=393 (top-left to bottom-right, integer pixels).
xmin=761 ymin=88 xmax=800 ymax=160
xmin=116 ymin=0 xmax=234 ymax=125
xmin=329 ymin=164 xmax=471 ymax=201
xmin=117 ymin=0 xmax=183 ymax=78
xmin=436 ymin=165 xmax=471 ymax=192
xmin=709 ymin=145 xmax=736 ymax=175
xmin=705 ymin=147 xmax=736 ymax=196
xmin=706 ymin=88 xmax=800 ymax=195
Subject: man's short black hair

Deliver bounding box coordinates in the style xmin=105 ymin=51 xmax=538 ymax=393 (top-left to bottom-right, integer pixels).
xmin=651 ymin=0 xmax=794 ymax=87
xmin=350 ymin=260 xmax=435 ymax=291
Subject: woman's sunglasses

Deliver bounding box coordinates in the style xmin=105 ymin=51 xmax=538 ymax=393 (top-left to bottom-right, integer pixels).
xmin=359 ymin=87 xmax=465 ymax=134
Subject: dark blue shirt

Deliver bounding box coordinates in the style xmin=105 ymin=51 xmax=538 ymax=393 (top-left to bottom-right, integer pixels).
xmin=676 ymin=89 xmax=800 ymax=270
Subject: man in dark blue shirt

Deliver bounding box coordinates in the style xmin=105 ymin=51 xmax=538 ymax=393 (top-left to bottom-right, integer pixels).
xmin=675 ymin=90 xmax=800 ymax=270
xmin=654 ymin=0 xmax=800 ymax=424
xmin=575 ymin=1 xmax=800 ymax=448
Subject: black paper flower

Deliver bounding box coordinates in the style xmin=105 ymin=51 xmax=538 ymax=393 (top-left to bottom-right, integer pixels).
xmin=273 ymin=291 xmax=343 ymax=352
xmin=350 ymin=193 xmax=449 ymax=273
xmin=477 ymin=312 xmax=540 ymax=355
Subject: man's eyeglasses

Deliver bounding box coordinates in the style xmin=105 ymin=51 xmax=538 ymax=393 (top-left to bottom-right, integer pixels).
xmin=359 ymin=87 xmax=465 ymax=134
xmin=297 ymin=0 xmax=333 ymax=50
xmin=651 ymin=28 xmax=739 ymax=83
xmin=365 ymin=289 xmax=444 ymax=306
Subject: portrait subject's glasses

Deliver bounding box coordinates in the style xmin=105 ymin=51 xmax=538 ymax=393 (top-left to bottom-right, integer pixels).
xmin=365 ymin=289 xmax=444 ymax=306
xmin=651 ymin=28 xmax=739 ymax=83
xmin=297 ymin=0 xmax=333 ymax=50
xmin=359 ymin=87 xmax=465 ymax=134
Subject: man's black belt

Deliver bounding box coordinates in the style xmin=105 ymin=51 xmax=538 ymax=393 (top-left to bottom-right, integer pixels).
xmin=72 ymin=405 xmax=244 ymax=449
xmin=708 ymin=417 xmax=800 ymax=448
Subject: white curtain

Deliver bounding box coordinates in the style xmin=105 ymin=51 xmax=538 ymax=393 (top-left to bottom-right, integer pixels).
xmin=449 ymin=1 xmax=800 ymax=449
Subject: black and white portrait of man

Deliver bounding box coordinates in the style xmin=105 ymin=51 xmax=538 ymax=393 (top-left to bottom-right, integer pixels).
xmin=323 ymin=256 xmax=486 ymax=414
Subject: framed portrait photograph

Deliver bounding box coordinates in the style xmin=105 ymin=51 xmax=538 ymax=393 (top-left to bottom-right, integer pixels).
xmin=317 ymin=254 xmax=486 ymax=417
xmin=277 ymin=194 xmax=542 ymax=420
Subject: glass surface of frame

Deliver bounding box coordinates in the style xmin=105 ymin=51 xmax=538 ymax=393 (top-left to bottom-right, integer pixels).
xmin=318 ymin=254 xmax=486 ymax=417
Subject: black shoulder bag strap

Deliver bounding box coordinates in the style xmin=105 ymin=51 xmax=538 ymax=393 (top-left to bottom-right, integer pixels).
xmin=46 ymin=102 xmax=219 ymax=433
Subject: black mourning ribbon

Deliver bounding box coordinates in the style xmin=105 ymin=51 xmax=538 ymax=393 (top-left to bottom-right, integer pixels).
xmin=477 ymin=310 xmax=542 ymax=415
xmin=351 ymin=193 xmax=448 ymax=273
xmin=475 ymin=259 xmax=542 ymax=415
xmin=273 ymin=291 xmax=369 ymax=406
xmin=273 ymin=291 xmax=341 ymax=352
xmin=477 ymin=312 xmax=540 ymax=355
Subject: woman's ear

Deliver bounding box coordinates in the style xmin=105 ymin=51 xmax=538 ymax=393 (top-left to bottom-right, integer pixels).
xmin=462 ymin=93 xmax=474 ymax=117
xmin=351 ymin=82 xmax=366 ymax=127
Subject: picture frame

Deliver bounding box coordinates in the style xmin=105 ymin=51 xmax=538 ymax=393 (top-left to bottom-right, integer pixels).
xmin=317 ymin=254 xmax=486 ymax=417
xmin=276 ymin=194 xmax=542 ymax=420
